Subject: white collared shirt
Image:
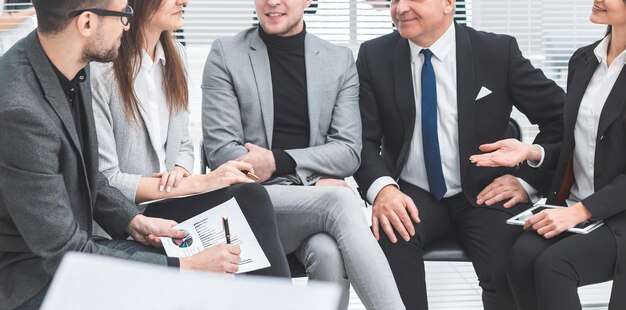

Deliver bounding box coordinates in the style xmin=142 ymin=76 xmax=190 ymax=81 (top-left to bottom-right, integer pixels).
xmin=400 ymin=23 xmax=461 ymax=197
xmin=366 ymin=23 xmax=538 ymax=204
xmin=367 ymin=23 xmax=461 ymax=202
xmin=570 ymin=35 xmax=626 ymax=201
xmin=135 ymin=42 xmax=170 ymax=173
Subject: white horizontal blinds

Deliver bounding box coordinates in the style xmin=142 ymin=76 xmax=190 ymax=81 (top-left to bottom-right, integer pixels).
xmin=472 ymin=0 xmax=605 ymax=142
xmin=0 ymin=1 xmax=36 ymax=55
xmin=181 ymin=1 xmax=468 ymax=49
xmin=181 ymin=0 xmax=255 ymax=45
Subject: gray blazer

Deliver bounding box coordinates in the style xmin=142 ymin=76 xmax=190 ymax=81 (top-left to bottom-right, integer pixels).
xmin=202 ymin=28 xmax=361 ymax=185
xmin=91 ymin=61 xmax=194 ymax=203
xmin=0 ymin=32 xmax=166 ymax=309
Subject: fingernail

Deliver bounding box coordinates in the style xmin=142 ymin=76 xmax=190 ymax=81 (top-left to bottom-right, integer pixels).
xmin=159 ymin=185 xmax=164 ymax=192
xmin=166 ymin=186 xmax=171 ymax=192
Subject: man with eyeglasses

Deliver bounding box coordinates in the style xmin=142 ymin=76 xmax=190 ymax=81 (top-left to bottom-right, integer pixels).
xmin=0 ymin=1 xmax=234 ymax=309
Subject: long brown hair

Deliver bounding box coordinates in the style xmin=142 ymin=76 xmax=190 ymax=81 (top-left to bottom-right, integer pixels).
xmin=112 ymin=0 xmax=188 ymax=122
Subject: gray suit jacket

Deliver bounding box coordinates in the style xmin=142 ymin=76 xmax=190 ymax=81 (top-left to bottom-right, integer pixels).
xmin=90 ymin=61 xmax=194 ymax=203
xmin=0 ymin=31 xmax=167 ymax=309
xmin=202 ymin=27 xmax=361 ymax=185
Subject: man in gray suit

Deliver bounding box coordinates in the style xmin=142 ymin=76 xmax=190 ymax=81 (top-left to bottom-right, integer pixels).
xmin=0 ymin=1 xmax=242 ymax=309
xmin=202 ymin=0 xmax=403 ymax=309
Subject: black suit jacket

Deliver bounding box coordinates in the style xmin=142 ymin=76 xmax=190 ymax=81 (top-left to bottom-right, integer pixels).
xmin=354 ymin=23 xmax=565 ymax=207
xmin=0 ymin=32 xmax=166 ymax=309
xmin=543 ymin=41 xmax=626 ymax=309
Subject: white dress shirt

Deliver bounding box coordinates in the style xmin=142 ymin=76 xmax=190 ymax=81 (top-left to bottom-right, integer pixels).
xmin=366 ymin=23 xmax=537 ymax=204
xmin=570 ymin=35 xmax=626 ymax=201
xmin=135 ymin=42 xmax=170 ymax=173
xmin=366 ymin=23 xmax=460 ymax=202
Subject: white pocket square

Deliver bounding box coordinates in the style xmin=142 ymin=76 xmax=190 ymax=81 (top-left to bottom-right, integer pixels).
xmin=475 ymin=86 xmax=492 ymax=100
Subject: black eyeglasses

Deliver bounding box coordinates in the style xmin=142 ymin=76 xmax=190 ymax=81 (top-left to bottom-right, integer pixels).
xmin=68 ymin=5 xmax=134 ymax=26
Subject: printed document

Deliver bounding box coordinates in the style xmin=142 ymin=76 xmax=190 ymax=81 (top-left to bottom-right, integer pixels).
xmin=160 ymin=198 xmax=270 ymax=273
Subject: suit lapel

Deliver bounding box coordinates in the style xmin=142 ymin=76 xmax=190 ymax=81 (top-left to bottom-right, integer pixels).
xmin=164 ymin=112 xmax=178 ymax=169
xmin=305 ymin=34 xmax=322 ymax=146
xmin=551 ymin=47 xmax=599 ymax=202
xmin=597 ymin=64 xmax=626 ymax=139
xmin=565 ymin=49 xmax=598 ymax=134
xmin=25 ymin=32 xmax=94 ymax=221
xmin=133 ymin=72 xmax=163 ymax=161
xmin=393 ymin=36 xmax=417 ymax=173
xmin=26 ymin=32 xmax=83 ymax=155
xmin=455 ymin=23 xmax=477 ymax=181
xmin=249 ymin=31 xmax=275 ymax=147
xmin=79 ymin=68 xmax=96 ymax=225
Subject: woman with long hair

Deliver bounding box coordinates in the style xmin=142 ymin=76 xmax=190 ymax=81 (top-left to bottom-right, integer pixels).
xmin=90 ymin=0 xmax=290 ymax=278
xmin=469 ymin=1 xmax=626 ymax=308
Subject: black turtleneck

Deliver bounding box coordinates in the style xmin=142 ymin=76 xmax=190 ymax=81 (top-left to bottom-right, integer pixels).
xmin=259 ymin=25 xmax=309 ymax=178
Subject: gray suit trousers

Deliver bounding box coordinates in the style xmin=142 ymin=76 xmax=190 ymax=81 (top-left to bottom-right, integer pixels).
xmin=266 ymin=185 xmax=404 ymax=310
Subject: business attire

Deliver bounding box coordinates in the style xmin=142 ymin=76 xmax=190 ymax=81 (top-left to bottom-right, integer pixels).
xmin=202 ymin=27 xmax=404 ymax=309
xmin=90 ymin=44 xmax=194 ymax=203
xmin=0 ymin=31 xmax=170 ymax=310
xmin=355 ymin=22 xmax=565 ymax=309
xmin=507 ymin=37 xmax=626 ymax=310
xmin=90 ymin=43 xmax=290 ymax=278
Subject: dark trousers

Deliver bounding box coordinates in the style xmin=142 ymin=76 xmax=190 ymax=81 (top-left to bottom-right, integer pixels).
xmin=144 ymin=183 xmax=291 ymax=278
xmin=379 ymin=180 xmax=526 ymax=310
xmin=507 ymin=225 xmax=616 ymax=310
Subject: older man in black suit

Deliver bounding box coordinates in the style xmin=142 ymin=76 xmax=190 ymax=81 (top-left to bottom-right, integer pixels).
xmin=354 ymin=0 xmax=565 ymax=309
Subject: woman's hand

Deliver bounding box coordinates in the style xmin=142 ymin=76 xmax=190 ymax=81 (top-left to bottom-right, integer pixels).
xmin=153 ymin=165 xmax=190 ymax=193
xmin=200 ymin=161 xmax=256 ymax=192
xmin=469 ymin=139 xmax=539 ymax=167
xmin=524 ymin=203 xmax=593 ymax=239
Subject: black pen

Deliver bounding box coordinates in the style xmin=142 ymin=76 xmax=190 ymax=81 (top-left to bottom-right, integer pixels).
xmin=222 ymin=216 xmax=231 ymax=244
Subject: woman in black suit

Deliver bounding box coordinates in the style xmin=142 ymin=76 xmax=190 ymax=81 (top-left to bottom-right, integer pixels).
xmin=469 ymin=1 xmax=626 ymax=309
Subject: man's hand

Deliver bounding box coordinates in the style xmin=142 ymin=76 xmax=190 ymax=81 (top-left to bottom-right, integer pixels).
xmin=470 ymin=138 xmax=539 ymax=167
xmin=316 ymin=178 xmax=351 ymax=188
xmin=126 ymin=215 xmax=185 ymax=247
xmin=524 ymin=202 xmax=592 ymax=239
xmin=153 ymin=165 xmax=190 ymax=193
xmin=236 ymin=143 xmax=276 ymax=182
xmin=180 ymin=244 xmax=241 ymax=273
xmin=371 ymin=185 xmax=420 ymax=243
xmin=477 ymin=174 xmax=529 ymax=208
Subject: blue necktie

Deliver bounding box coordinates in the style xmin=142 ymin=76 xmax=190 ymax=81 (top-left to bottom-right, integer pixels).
xmin=421 ymin=49 xmax=447 ymax=200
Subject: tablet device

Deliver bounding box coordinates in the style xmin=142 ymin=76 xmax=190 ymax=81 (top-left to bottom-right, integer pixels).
xmin=506 ymin=204 xmax=604 ymax=234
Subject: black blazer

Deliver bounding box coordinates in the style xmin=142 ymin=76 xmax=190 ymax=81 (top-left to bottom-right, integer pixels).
xmin=354 ymin=22 xmax=565 ymax=207
xmin=543 ymin=41 xmax=626 ymax=309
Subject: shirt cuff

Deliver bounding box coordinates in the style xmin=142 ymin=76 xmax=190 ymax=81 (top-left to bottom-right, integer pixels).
xmin=516 ymin=177 xmax=541 ymax=203
xmin=366 ymin=176 xmax=398 ymax=204
xmin=271 ymin=149 xmax=296 ymax=177
xmin=167 ymin=257 xmax=180 ymax=268
xmin=527 ymin=144 xmax=545 ymax=168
